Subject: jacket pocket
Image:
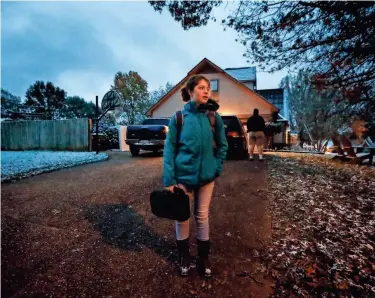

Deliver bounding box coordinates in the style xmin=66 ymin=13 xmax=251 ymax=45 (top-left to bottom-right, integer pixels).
xmin=175 ymin=153 xmax=196 ymax=179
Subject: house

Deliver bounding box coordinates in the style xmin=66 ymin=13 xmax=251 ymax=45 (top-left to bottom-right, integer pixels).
xmin=146 ymin=58 xmax=289 ymax=147
xmin=257 ymin=88 xmax=289 ymax=122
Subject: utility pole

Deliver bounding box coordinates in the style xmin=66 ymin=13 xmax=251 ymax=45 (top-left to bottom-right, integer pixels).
xmin=94 ymin=91 xmax=122 ymax=154
xmin=95 ymin=95 xmax=99 ymax=154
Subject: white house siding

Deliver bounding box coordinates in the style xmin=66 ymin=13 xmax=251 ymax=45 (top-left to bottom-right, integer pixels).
xmin=151 ymin=72 xmax=275 ymax=118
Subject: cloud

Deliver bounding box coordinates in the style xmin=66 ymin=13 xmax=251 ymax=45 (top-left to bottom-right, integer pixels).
xmin=1 ymin=1 xmax=287 ymax=103
xmin=56 ymin=70 xmax=113 ymax=103
xmin=2 ymin=15 xmax=33 ymax=35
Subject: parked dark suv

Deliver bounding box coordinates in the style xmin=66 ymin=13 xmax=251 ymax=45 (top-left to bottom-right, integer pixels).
xmin=221 ymin=115 xmax=249 ymax=159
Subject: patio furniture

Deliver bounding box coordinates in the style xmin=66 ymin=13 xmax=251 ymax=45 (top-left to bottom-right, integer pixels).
xmin=339 ymin=135 xmax=371 ymax=164
xmin=327 ymin=136 xmax=346 ymax=159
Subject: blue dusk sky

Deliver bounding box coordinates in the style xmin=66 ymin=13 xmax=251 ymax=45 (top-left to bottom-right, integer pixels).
xmin=1 ymin=1 xmax=288 ymax=103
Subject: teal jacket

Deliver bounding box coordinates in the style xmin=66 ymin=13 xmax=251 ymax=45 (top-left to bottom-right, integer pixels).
xmin=163 ymin=101 xmax=228 ymax=187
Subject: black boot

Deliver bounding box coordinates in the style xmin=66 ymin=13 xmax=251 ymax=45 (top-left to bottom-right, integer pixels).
xmin=176 ymin=238 xmax=191 ymax=276
xmin=197 ymin=239 xmax=212 ymax=278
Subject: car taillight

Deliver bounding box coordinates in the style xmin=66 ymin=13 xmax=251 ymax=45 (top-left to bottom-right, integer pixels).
xmin=163 ymin=127 xmax=169 ymax=134
xmin=227 ymin=131 xmax=240 ymax=137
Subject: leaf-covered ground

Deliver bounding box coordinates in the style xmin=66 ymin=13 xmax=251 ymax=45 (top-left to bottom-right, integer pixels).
xmin=261 ymin=153 xmax=375 ymax=297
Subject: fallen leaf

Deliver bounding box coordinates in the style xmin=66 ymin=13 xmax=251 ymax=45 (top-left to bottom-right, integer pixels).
xmin=337 ymin=282 xmax=349 ymax=290
xmin=366 ymin=244 xmax=374 ymax=251
xmin=305 ymin=266 xmax=316 ymax=277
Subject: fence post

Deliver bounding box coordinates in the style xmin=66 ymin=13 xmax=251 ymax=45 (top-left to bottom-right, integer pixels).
xmin=88 ymin=119 xmax=92 ymax=151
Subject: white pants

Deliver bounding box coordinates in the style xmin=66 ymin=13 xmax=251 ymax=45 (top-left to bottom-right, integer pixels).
xmin=175 ymin=182 xmax=215 ymax=241
xmin=248 ymin=131 xmax=265 ymax=156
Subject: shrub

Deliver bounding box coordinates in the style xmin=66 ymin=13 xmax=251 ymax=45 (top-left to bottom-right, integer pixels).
xmin=264 ymin=122 xmax=283 ymax=137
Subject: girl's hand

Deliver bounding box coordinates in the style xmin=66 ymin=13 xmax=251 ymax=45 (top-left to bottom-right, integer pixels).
xmin=164 ymin=185 xmax=176 ymax=193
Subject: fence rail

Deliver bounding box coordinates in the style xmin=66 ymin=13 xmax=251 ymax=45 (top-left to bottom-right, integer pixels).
xmin=1 ymin=118 xmax=92 ymax=151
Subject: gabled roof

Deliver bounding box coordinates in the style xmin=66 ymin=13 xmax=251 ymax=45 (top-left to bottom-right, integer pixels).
xmin=146 ymin=58 xmax=278 ymax=116
xmin=363 ymin=137 xmax=374 ymax=147
xmin=188 ymin=58 xmax=225 ymax=76
xmin=224 ymin=67 xmax=256 ymax=82
xmin=277 ymin=114 xmax=288 ymax=122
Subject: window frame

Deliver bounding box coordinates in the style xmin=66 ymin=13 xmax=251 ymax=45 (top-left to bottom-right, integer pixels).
xmin=210 ymin=79 xmax=219 ymax=92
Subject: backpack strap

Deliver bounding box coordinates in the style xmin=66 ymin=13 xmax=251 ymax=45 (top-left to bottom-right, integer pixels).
xmin=175 ymin=110 xmax=216 ymax=150
xmin=175 ymin=110 xmax=184 ymax=145
xmin=206 ymin=111 xmax=217 ymax=149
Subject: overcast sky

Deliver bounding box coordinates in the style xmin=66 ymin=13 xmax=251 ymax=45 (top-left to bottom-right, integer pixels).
xmin=2 ymin=1 xmax=288 ymax=104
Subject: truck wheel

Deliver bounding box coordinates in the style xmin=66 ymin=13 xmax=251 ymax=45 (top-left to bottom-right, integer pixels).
xmin=130 ymin=145 xmax=140 ymax=156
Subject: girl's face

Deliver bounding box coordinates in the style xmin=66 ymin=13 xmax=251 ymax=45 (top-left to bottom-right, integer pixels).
xmin=189 ymin=79 xmax=211 ymax=105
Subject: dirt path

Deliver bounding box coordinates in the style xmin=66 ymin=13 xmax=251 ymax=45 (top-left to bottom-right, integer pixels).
xmin=2 ymin=152 xmax=273 ymax=298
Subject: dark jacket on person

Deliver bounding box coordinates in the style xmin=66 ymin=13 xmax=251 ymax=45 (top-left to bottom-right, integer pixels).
xmin=246 ymin=114 xmax=266 ymax=132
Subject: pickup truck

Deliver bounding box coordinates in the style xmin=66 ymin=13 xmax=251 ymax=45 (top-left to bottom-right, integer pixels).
xmin=126 ymin=118 xmax=170 ymax=156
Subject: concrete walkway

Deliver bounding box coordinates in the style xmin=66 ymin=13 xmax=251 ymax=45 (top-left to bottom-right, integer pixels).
xmin=2 ymin=152 xmax=272 ymax=298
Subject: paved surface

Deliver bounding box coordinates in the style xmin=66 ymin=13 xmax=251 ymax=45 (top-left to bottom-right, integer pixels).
xmin=2 ymin=152 xmax=273 ymax=298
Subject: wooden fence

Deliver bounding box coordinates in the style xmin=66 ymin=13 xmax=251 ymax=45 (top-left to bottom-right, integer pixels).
xmin=1 ymin=118 xmax=92 ymax=151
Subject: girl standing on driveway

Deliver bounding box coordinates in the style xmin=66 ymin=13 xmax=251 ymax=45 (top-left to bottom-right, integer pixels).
xmin=163 ymin=75 xmax=228 ymax=277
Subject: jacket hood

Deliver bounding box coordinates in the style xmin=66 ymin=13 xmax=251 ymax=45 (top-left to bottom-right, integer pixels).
xmin=184 ymin=100 xmax=199 ymax=113
xmin=204 ymin=98 xmax=220 ymax=111
xmin=184 ymin=99 xmax=220 ymax=113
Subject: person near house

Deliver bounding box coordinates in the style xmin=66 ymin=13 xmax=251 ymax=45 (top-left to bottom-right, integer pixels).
xmin=246 ymin=108 xmax=266 ymax=161
xmin=163 ymin=75 xmax=228 ymax=277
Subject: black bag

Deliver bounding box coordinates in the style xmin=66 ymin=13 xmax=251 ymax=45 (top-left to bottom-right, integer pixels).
xmin=150 ymin=186 xmax=190 ymax=221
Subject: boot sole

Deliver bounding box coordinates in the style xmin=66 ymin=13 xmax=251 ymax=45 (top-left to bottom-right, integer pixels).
xmin=179 ymin=265 xmax=192 ymax=277
xmin=197 ymin=262 xmax=212 ymax=278
xmin=179 ymin=269 xmax=190 ymax=276
xmin=204 ymin=268 xmax=212 ymax=278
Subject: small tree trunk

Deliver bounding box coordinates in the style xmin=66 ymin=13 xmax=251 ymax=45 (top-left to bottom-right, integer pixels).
xmin=266 ymin=136 xmax=273 ymax=149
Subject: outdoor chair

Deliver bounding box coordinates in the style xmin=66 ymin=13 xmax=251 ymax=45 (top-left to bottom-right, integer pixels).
xmin=339 ymin=135 xmax=370 ymax=164
xmin=327 ymin=136 xmax=345 ymax=160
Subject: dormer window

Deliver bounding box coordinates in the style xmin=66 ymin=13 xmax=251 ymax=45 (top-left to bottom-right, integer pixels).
xmin=210 ymin=80 xmax=219 ymax=92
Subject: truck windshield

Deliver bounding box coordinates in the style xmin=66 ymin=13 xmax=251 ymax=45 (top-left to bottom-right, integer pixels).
xmin=142 ymin=118 xmax=170 ymax=125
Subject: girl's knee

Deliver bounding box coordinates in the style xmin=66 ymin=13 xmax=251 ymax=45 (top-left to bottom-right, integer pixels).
xmin=194 ymin=211 xmax=208 ymax=223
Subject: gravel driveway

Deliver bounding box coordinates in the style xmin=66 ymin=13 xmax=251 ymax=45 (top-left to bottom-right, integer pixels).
xmin=2 ymin=151 xmax=272 ymax=298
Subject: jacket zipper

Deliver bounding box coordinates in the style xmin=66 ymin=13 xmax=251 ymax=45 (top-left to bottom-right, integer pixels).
xmin=198 ymin=113 xmax=204 ymax=184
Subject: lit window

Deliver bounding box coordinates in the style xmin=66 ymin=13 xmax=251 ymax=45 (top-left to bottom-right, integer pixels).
xmin=210 ymin=80 xmax=219 ymax=92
